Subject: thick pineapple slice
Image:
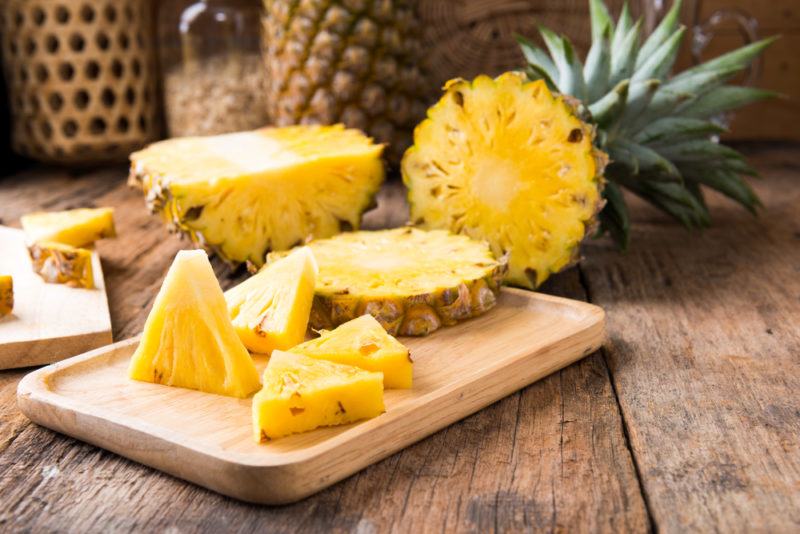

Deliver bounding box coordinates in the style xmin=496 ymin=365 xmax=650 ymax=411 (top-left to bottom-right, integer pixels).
xmin=270 ymin=228 xmax=507 ymax=336
xmin=21 ymin=207 xmax=116 ymax=248
xmin=0 ymin=275 xmax=12 ymax=316
xmin=402 ymin=73 xmax=606 ymax=288
xmin=129 ymin=250 xmax=260 ymax=398
xmin=129 ymin=125 xmax=385 ymax=267
xmin=225 ymin=247 xmax=317 ymax=354
xmin=289 ymin=314 xmax=412 ymax=388
xmin=253 ymin=350 xmax=384 ymax=441
xmin=28 ymin=242 xmax=94 ymax=288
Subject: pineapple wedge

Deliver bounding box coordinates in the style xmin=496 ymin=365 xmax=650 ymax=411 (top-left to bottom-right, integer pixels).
xmin=21 ymin=207 xmax=116 ymax=248
xmin=129 ymin=125 xmax=384 ymax=267
xmin=0 ymin=275 xmax=12 ymax=316
xmin=129 ymin=250 xmax=261 ymax=398
xmin=225 ymin=247 xmax=317 ymax=354
xmin=289 ymin=314 xmax=412 ymax=389
xmin=28 ymin=242 xmax=94 ymax=288
xmin=253 ymin=351 xmax=384 ymax=441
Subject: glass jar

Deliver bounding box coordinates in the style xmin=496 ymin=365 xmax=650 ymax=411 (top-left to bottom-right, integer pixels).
xmin=158 ymin=0 xmax=267 ymax=137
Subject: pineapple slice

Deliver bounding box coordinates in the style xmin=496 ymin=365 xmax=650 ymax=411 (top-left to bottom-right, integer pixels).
xmin=129 ymin=250 xmax=260 ymax=398
xmin=253 ymin=350 xmax=385 ymax=441
xmin=28 ymin=242 xmax=94 ymax=288
xmin=289 ymin=314 xmax=412 ymax=388
xmin=0 ymin=275 xmax=12 ymax=316
xmin=21 ymin=207 xmax=116 ymax=248
xmin=129 ymin=125 xmax=384 ymax=267
xmin=225 ymin=247 xmax=318 ymax=354
xmin=270 ymin=228 xmax=507 ymax=336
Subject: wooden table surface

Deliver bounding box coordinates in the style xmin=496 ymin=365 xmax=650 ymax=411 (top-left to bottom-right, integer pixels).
xmin=0 ymin=144 xmax=798 ymax=533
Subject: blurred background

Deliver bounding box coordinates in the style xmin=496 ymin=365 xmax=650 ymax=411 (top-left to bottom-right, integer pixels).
xmin=0 ymin=0 xmax=796 ymax=174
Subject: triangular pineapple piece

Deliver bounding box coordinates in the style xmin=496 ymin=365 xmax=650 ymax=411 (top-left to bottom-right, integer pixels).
xmin=225 ymin=247 xmax=317 ymax=354
xmin=290 ymin=314 xmax=412 ymax=388
xmin=253 ymin=351 xmax=384 ymax=441
xmin=21 ymin=207 xmax=115 ymax=247
xmin=129 ymin=250 xmax=260 ymax=398
xmin=0 ymin=275 xmax=12 ymax=316
xmin=29 ymin=242 xmax=94 ymax=288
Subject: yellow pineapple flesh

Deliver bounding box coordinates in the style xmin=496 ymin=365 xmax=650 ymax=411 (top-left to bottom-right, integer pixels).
xmin=253 ymin=350 xmax=385 ymax=441
xmin=289 ymin=314 xmax=412 ymax=389
xmin=225 ymin=247 xmax=317 ymax=354
xmin=129 ymin=250 xmax=261 ymax=398
xmin=0 ymin=275 xmax=12 ymax=316
xmin=270 ymin=228 xmax=507 ymax=336
xmin=21 ymin=207 xmax=116 ymax=248
xmin=28 ymin=242 xmax=94 ymax=289
xmin=402 ymin=73 xmax=606 ymax=288
xmin=129 ymin=125 xmax=384 ymax=267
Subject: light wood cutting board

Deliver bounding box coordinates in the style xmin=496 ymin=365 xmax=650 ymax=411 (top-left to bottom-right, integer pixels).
xmin=17 ymin=288 xmax=604 ymax=504
xmin=0 ymin=226 xmax=112 ymax=369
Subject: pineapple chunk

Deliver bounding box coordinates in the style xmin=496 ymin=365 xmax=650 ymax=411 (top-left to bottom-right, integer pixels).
xmin=28 ymin=242 xmax=94 ymax=289
xmin=225 ymin=247 xmax=317 ymax=354
xmin=21 ymin=207 xmax=116 ymax=248
xmin=290 ymin=314 xmax=412 ymax=388
xmin=129 ymin=250 xmax=260 ymax=398
xmin=253 ymin=351 xmax=384 ymax=441
xmin=0 ymin=275 xmax=12 ymax=316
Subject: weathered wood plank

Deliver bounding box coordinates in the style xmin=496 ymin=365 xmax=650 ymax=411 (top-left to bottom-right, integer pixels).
xmin=580 ymin=148 xmax=800 ymax=533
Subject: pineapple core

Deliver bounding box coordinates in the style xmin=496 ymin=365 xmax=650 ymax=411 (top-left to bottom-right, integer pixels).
xmin=253 ymin=351 xmax=385 ymax=441
xmin=290 ymin=314 xmax=412 ymax=388
xmin=225 ymin=247 xmax=318 ymax=354
xmin=21 ymin=207 xmax=116 ymax=248
xmin=0 ymin=275 xmax=12 ymax=316
xmin=129 ymin=250 xmax=261 ymax=398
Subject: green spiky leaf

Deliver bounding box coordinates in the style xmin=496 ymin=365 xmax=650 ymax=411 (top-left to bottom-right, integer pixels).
xmin=598 ymin=181 xmax=630 ymax=249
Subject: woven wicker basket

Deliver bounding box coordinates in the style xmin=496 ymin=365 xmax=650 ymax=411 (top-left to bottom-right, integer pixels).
xmin=0 ymin=0 xmax=160 ymax=165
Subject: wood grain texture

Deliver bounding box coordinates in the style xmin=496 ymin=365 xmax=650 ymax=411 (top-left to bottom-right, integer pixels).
xmin=0 ymin=226 xmax=112 ymax=368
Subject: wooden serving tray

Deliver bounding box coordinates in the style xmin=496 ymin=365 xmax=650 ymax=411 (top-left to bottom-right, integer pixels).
xmin=17 ymin=288 xmax=604 ymax=504
xmin=0 ymin=226 xmax=112 ymax=369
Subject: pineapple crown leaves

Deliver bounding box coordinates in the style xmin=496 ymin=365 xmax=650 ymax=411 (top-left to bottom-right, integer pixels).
xmin=515 ymin=0 xmax=777 ymax=250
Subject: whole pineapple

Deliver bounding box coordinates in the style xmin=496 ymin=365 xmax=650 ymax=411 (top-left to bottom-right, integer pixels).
xmin=262 ymin=0 xmax=429 ymax=163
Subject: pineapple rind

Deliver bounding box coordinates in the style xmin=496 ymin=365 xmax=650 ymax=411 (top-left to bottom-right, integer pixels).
xmin=21 ymin=207 xmax=116 ymax=248
xmin=0 ymin=275 xmax=12 ymax=316
xmin=253 ymin=351 xmax=385 ymax=441
xmin=402 ymin=73 xmax=606 ymax=289
xmin=270 ymin=228 xmax=507 ymax=336
xmin=129 ymin=125 xmax=385 ymax=267
xmin=28 ymin=242 xmax=94 ymax=289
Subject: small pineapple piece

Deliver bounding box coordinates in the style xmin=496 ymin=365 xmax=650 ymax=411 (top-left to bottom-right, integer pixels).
xmin=253 ymin=351 xmax=385 ymax=441
xmin=0 ymin=275 xmax=12 ymax=316
xmin=225 ymin=247 xmax=318 ymax=354
xmin=28 ymin=242 xmax=94 ymax=289
xmin=290 ymin=314 xmax=412 ymax=388
xmin=21 ymin=207 xmax=116 ymax=248
xmin=129 ymin=250 xmax=261 ymax=398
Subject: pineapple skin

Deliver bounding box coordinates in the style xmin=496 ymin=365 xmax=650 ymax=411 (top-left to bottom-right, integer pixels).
xmin=289 ymin=314 xmax=412 ymax=389
xmin=402 ymin=73 xmax=607 ymax=289
xmin=262 ymin=0 xmax=428 ymax=163
xmin=0 ymin=275 xmax=12 ymax=316
xmin=21 ymin=208 xmax=115 ymax=248
xmin=271 ymin=228 xmax=508 ymax=337
xmin=253 ymin=351 xmax=385 ymax=441
xmin=28 ymin=242 xmax=94 ymax=289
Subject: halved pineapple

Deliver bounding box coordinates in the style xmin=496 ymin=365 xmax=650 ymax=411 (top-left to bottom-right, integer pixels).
xmin=402 ymin=73 xmax=606 ymax=288
xmin=270 ymin=228 xmax=507 ymax=336
xmin=289 ymin=314 xmax=412 ymax=388
xmin=253 ymin=350 xmax=384 ymax=441
xmin=225 ymin=247 xmax=318 ymax=354
xmin=129 ymin=125 xmax=385 ymax=267
xmin=28 ymin=242 xmax=94 ymax=288
xmin=21 ymin=207 xmax=116 ymax=248
xmin=0 ymin=275 xmax=12 ymax=316
xmin=129 ymin=250 xmax=261 ymax=398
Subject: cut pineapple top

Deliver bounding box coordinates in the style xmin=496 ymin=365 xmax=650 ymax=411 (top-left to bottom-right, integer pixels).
xmin=21 ymin=207 xmax=116 ymax=248
xmin=129 ymin=125 xmax=385 ymax=266
xmin=225 ymin=247 xmax=318 ymax=354
xmin=253 ymin=350 xmax=385 ymax=441
xmin=290 ymin=314 xmax=412 ymax=389
xmin=129 ymin=250 xmax=261 ymax=398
